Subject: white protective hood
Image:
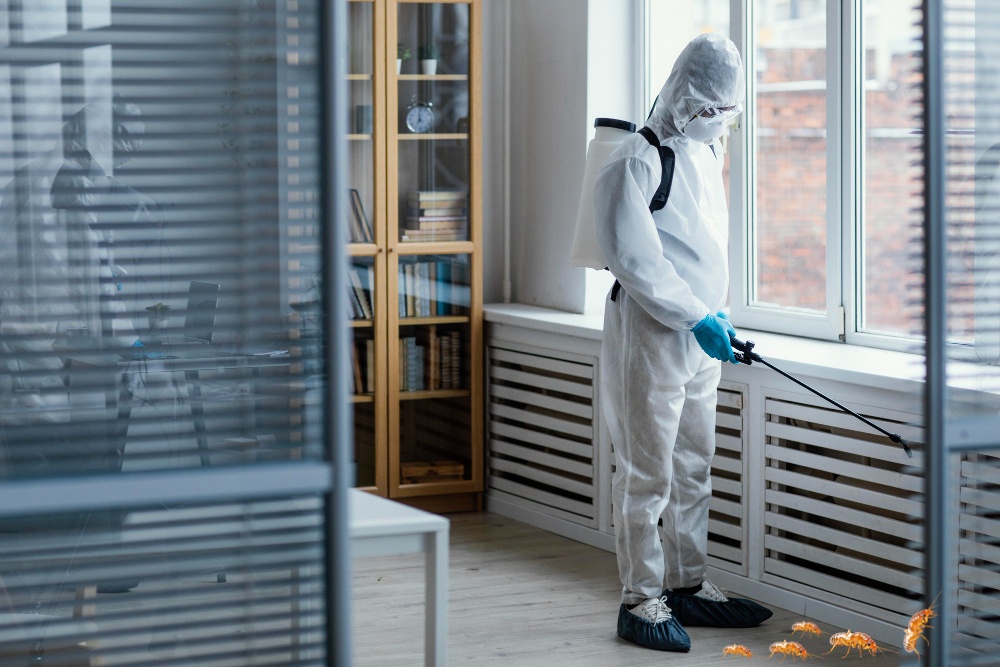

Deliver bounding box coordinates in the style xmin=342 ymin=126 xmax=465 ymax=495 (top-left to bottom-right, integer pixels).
xmin=593 ymin=33 xmax=744 ymax=331
xmin=647 ymin=33 xmax=745 ymax=140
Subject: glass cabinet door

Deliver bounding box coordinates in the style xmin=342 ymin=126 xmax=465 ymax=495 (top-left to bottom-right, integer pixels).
xmin=392 ymin=253 xmax=475 ymax=490
xmin=347 ymin=0 xmax=385 ymax=492
xmin=388 ymin=0 xmax=479 ymax=497
xmin=392 ymin=1 xmax=471 ymax=244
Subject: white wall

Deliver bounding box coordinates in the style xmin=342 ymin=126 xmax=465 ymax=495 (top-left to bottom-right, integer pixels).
xmin=481 ymin=0 xmax=640 ymax=313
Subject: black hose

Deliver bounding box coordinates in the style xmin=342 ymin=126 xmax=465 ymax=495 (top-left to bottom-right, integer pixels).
xmin=730 ymin=336 xmax=913 ymax=458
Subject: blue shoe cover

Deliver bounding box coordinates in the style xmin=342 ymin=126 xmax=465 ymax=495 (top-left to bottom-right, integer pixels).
xmin=616 ymin=604 xmax=691 ymax=652
xmin=665 ymin=587 xmax=772 ymax=628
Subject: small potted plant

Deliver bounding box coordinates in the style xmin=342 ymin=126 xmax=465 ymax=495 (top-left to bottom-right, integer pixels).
xmin=418 ymin=43 xmax=439 ymax=75
xmin=145 ymin=303 xmax=170 ymax=332
xmin=397 ymin=43 xmax=411 ymax=74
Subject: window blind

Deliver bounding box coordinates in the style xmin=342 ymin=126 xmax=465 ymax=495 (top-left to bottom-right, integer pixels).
xmin=926 ymin=0 xmax=1000 ymax=663
xmin=0 ymin=0 xmax=338 ymax=664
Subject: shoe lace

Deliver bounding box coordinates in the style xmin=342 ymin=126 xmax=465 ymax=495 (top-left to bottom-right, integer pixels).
xmin=698 ymin=580 xmax=729 ymax=602
xmin=643 ymin=595 xmax=671 ymax=624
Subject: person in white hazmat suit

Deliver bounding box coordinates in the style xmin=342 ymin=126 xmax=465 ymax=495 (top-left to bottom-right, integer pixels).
xmin=594 ymin=33 xmax=772 ymax=652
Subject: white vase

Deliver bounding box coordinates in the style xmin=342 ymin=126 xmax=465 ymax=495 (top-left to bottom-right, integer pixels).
xmin=420 ymin=59 xmax=437 ymax=75
xmin=396 ymin=59 xmax=402 ymax=74
xmin=148 ymin=316 xmax=166 ymax=332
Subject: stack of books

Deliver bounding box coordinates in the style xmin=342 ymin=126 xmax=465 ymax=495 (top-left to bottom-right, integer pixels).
xmin=397 ymin=258 xmax=469 ymax=318
xmin=397 ymin=329 xmax=462 ymax=392
xmin=402 ymin=190 xmax=468 ymax=242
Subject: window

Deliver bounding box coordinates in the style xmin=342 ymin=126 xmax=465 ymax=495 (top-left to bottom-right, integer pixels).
xmin=0 ymin=0 xmax=344 ymax=661
xmin=646 ymin=0 xmax=924 ymax=350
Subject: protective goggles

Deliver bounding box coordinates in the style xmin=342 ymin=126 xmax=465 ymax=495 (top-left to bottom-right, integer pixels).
xmin=692 ymin=104 xmax=743 ymax=125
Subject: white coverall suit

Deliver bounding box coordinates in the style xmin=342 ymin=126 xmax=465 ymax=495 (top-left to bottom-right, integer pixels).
xmin=594 ymin=34 xmax=745 ymax=606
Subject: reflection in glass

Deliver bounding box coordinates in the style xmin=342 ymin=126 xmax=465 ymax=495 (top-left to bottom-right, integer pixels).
xmin=860 ymin=0 xmax=923 ymax=338
xmin=753 ymin=0 xmax=827 ymax=312
xmin=397 ymin=254 xmax=470 ymax=319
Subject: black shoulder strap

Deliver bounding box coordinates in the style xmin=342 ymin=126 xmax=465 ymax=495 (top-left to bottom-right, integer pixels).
xmin=610 ymin=127 xmax=677 ymax=304
xmin=637 ymin=126 xmax=675 ymax=213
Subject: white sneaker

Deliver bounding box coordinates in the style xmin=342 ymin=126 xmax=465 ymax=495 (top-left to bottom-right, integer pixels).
xmin=693 ymin=580 xmax=729 ymax=602
xmin=628 ymin=595 xmax=674 ymax=624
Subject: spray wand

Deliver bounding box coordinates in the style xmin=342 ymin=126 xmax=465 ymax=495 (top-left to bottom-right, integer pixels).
xmin=729 ymin=335 xmax=913 ymax=459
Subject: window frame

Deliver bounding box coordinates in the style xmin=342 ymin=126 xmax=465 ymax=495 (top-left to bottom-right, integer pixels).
xmin=641 ymin=0 xmax=925 ymax=353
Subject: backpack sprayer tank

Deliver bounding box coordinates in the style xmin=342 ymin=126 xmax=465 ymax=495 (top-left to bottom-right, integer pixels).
xmin=570 ymin=118 xmax=636 ymax=270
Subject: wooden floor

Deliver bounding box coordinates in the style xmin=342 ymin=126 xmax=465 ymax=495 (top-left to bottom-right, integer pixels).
xmin=352 ymin=512 xmax=905 ymax=666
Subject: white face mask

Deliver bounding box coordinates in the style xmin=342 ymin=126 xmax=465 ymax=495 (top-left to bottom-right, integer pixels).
xmin=682 ymin=116 xmax=728 ymax=143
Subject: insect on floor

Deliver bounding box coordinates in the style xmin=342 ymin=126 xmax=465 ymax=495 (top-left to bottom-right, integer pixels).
xmin=352 ymin=512 xmax=907 ymax=665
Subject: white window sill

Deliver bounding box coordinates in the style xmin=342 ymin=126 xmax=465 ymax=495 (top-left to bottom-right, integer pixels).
xmin=484 ymin=302 xmax=927 ymax=395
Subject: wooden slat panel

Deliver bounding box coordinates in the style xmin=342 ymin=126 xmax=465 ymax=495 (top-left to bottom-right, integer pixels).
xmin=764 ymin=442 xmax=923 ymax=494
xmin=957 ymin=616 xmax=1000 ymax=641
xmin=764 ymin=398 xmax=924 ymax=446
xmin=765 ymin=419 xmax=922 ymax=469
xmin=763 ymin=560 xmax=918 ymax=622
xmin=715 ymin=432 xmax=743 ymax=453
xmin=490 ymin=439 xmax=593 ymax=478
xmin=959 ymin=538 xmax=1000 ymax=567
xmin=765 ymin=398 xmax=924 ymax=445
xmin=490 ymin=457 xmax=594 ymax=498
xmin=712 ymin=476 xmax=742 ymax=497
xmin=959 ymin=563 xmax=1000 ymax=589
xmin=716 ymin=412 xmax=741 ymax=432
xmin=489 ymin=364 xmax=592 ymax=399
xmin=710 ymin=454 xmax=742 ymax=475
xmin=961 ymin=487 xmax=1000 ymax=513
xmin=961 ymin=459 xmax=1000 ymax=485
xmin=710 ymin=496 xmax=742 ymax=519
xmin=765 ymin=466 xmax=924 ymax=518
xmin=487 ymin=488 xmax=597 ymax=529
xmin=490 ymin=420 xmax=593 ymax=459
xmin=765 ymin=511 xmax=922 ymax=568
xmin=708 ymin=518 xmax=742 ymax=541
xmin=491 ymin=403 xmax=592 ymax=440
xmin=491 ymin=384 xmax=593 ymax=421
xmin=490 ymin=347 xmax=593 ymax=380
xmin=959 ymin=588 xmax=1000 ymax=618
xmin=488 ymin=476 xmax=594 ymax=519
xmin=960 ymin=513 xmax=1000 ymax=541
xmin=717 ymin=389 xmax=743 ymax=410
xmin=764 ymin=534 xmax=923 ymax=591
xmin=765 ymin=488 xmax=922 ymax=542
xmin=707 ymin=542 xmax=742 ymax=564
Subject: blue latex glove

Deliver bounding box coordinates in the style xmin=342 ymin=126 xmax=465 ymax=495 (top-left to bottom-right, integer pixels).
xmin=691 ymin=311 xmax=737 ymax=363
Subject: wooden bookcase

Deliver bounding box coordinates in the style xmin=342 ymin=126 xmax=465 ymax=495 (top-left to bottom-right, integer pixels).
xmin=346 ymin=0 xmax=483 ymax=512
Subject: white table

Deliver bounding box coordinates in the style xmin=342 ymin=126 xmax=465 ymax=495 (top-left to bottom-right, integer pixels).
xmin=348 ymin=489 xmax=449 ymax=667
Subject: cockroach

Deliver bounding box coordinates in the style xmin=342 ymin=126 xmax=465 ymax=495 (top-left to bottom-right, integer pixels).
xmin=828 ymin=630 xmax=893 ymax=658
xmin=722 ymin=644 xmax=753 ymax=658
xmin=768 ymin=639 xmax=814 ymax=661
xmin=790 ymin=621 xmax=822 ymax=637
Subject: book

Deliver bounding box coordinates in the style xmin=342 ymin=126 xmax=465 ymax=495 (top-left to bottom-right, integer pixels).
xmin=404 ymin=217 xmax=467 ymax=228
xmin=400 ymin=229 xmax=466 ymax=243
xmin=398 ymin=265 xmax=407 ymax=317
xmin=440 ymin=334 xmax=452 ymax=389
xmin=436 ymin=260 xmax=451 ymax=315
xmin=365 ymin=338 xmax=375 ymax=393
xmin=350 ymin=340 xmax=362 ymax=393
xmin=450 ymin=330 xmax=460 ymax=388
xmin=404 ymin=263 xmax=416 ymax=316
xmin=409 ymin=189 xmax=468 ymax=203
xmin=422 ymin=326 xmax=440 ymax=391
xmin=407 ymin=206 xmax=468 ymax=217
xmin=349 ymin=266 xmax=372 ymax=319
xmin=350 ymin=188 xmax=373 ymax=243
